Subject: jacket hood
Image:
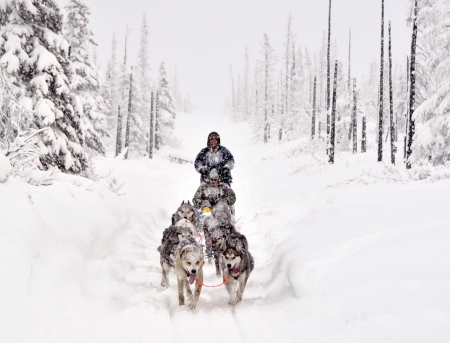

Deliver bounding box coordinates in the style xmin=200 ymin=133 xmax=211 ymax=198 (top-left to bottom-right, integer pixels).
xmin=207 ymin=132 xmax=221 ymax=147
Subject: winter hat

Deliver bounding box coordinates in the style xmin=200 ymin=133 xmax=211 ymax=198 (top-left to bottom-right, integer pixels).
xmin=207 ymin=132 xmax=221 ymax=146
xmin=209 ymin=169 xmax=220 ymax=180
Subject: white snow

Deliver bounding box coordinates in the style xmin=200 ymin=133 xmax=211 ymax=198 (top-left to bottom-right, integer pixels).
xmin=1 ymin=110 xmax=450 ymax=342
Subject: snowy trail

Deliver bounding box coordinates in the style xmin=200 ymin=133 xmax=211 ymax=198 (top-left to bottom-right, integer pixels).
xmin=2 ymin=110 xmax=450 ymax=342
xmin=92 ymin=110 xmax=450 ymax=342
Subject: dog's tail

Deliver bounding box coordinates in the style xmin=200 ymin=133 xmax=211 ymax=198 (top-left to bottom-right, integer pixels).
xmin=157 ymin=245 xmax=162 ymax=253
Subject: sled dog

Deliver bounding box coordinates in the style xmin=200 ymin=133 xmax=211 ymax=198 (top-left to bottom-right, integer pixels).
xmin=172 ymin=201 xmax=197 ymax=227
xmin=157 ymin=218 xmax=196 ymax=253
xmin=222 ymin=232 xmax=254 ymax=306
xmin=203 ymin=201 xmax=236 ymax=276
xmin=159 ymin=224 xmax=195 ymax=287
xmin=174 ymin=237 xmax=204 ymax=309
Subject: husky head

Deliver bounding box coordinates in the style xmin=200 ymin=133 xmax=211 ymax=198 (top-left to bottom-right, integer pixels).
xmin=211 ymin=201 xmax=231 ymax=225
xmin=223 ymin=233 xmax=248 ymax=273
xmin=223 ymin=249 xmax=242 ymax=272
xmin=177 ymin=201 xmax=195 ymax=222
xmin=175 ymin=218 xmax=196 ymax=236
xmin=179 ymin=243 xmax=204 ymax=284
xmin=177 ymin=226 xmax=194 ymax=242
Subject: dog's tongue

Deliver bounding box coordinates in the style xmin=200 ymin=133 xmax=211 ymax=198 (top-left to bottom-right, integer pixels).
xmin=189 ymin=274 xmax=196 ymax=284
xmin=229 ymin=268 xmax=240 ymax=274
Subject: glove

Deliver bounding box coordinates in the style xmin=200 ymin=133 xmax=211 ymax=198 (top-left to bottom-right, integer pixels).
xmin=202 ymin=206 xmax=211 ymax=213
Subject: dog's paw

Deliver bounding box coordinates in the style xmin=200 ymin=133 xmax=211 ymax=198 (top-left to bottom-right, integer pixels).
xmin=229 ymin=298 xmax=238 ymax=306
xmin=189 ymin=300 xmax=198 ymax=310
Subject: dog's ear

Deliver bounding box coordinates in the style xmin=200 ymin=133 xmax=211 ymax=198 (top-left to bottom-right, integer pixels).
xmin=187 ymin=200 xmax=191 ymax=205
xmin=181 ymin=200 xmax=185 ymax=205
xmin=236 ymin=241 xmax=245 ymax=253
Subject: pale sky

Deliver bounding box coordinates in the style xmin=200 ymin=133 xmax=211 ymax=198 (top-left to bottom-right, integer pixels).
xmin=84 ymin=0 xmax=411 ymax=111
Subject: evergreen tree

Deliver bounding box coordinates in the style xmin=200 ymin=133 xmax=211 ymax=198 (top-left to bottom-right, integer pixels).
xmin=411 ymin=0 xmax=450 ymax=166
xmin=64 ymin=0 xmax=108 ymax=155
xmin=101 ymin=32 xmax=120 ymax=138
xmin=156 ymin=62 xmax=176 ymax=148
xmin=261 ymin=33 xmax=275 ymax=143
xmin=0 ymin=0 xmax=88 ymax=173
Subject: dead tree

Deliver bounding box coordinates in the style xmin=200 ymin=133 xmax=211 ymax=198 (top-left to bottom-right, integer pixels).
xmin=149 ymin=91 xmax=154 ymax=159
xmin=361 ymin=114 xmax=367 ymax=153
xmin=404 ymin=55 xmax=410 ymax=160
xmin=406 ymin=0 xmax=418 ymax=169
xmin=124 ymin=69 xmax=133 ymax=160
xmin=312 ymin=76 xmax=317 ymax=139
xmin=352 ymin=79 xmax=357 ymax=153
xmin=329 ymin=61 xmax=338 ymax=164
xmin=115 ymin=105 xmax=122 ymax=157
xmin=155 ymin=91 xmax=160 ymax=150
xmin=388 ymin=21 xmax=395 ymax=164
xmin=326 ymin=0 xmax=332 ymax=152
xmin=378 ymin=0 xmax=385 ymax=162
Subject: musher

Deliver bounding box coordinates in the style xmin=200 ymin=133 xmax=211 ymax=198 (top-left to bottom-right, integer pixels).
xmin=194 ymin=132 xmax=234 ymax=186
xmin=192 ymin=169 xmax=236 ymax=212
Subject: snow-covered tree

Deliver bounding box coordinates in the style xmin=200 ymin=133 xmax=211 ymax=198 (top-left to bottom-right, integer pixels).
xmin=64 ymin=0 xmax=108 ymax=155
xmin=102 ymin=32 xmax=120 ymax=141
xmin=0 ymin=0 xmax=88 ymax=173
xmin=156 ymin=62 xmax=176 ymax=148
xmin=171 ymin=67 xmax=182 ymax=111
xmin=128 ymin=15 xmax=152 ymax=156
xmin=261 ymin=33 xmax=276 ymax=143
xmin=411 ymin=0 xmax=450 ymax=166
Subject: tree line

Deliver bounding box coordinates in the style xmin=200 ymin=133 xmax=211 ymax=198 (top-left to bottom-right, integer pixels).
xmin=0 ymin=0 xmax=193 ymax=176
xmin=228 ymin=0 xmax=450 ymax=169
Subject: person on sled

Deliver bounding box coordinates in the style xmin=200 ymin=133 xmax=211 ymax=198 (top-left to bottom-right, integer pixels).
xmin=194 ymin=132 xmax=234 ymax=186
xmin=193 ymin=169 xmax=236 ymax=211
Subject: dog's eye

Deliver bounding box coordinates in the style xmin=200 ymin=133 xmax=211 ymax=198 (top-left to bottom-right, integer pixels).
xmin=187 ymin=261 xmax=191 ymax=265
xmin=196 ymin=261 xmax=199 ymax=265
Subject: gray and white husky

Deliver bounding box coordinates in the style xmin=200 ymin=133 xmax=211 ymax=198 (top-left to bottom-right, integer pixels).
xmin=222 ymin=232 xmax=254 ymax=306
xmin=172 ymin=200 xmax=197 ymax=227
xmin=174 ymin=237 xmax=204 ymax=309
xmin=158 ymin=220 xmax=196 ymax=288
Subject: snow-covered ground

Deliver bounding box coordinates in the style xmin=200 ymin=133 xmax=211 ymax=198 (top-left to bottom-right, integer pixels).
xmin=1 ymin=111 xmax=450 ymax=343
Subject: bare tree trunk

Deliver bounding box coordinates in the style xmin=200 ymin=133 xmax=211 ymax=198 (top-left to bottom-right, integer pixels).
xmin=404 ymin=55 xmax=410 ymax=160
xmin=378 ymin=0 xmax=385 ymax=162
xmin=155 ymin=91 xmax=160 ymax=150
xmin=312 ymin=76 xmax=317 ymax=139
xmin=362 ymin=115 xmax=367 ymax=153
xmin=124 ymin=69 xmax=133 ymax=160
xmin=149 ymin=91 xmax=154 ymax=159
xmin=388 ymin=21 xmax=395 ymax=164
xmin=329 ymin=61 xmax=338 ymax=164
xmin=352 ymin=79 xmax=357 ymax=154
xmin=115 ymin=105 xmax=122 ymax=157
xmin=406 ymin=0 xmax=418 ymax=169
xmin=326 ymin=0 xmax=332 ymax=153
